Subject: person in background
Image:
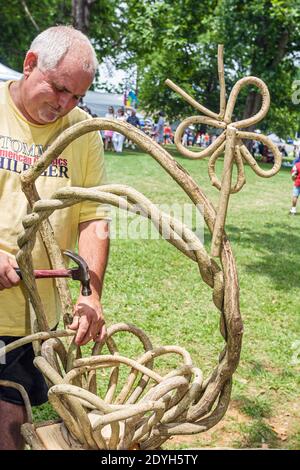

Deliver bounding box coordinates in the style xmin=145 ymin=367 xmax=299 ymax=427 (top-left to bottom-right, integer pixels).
xmin=292 ymin=144 xmax=299 ymax=160
xmin=195 ymin=131 xmax=201 ymax=146
xmin=204 ymin=132 xmax=210 ymax=147
xmin=151 ymin=122 xmax=157 ymax=140
xmin=155 ymin=111 xmax=165 ymax=145
xmin=292 ymin=146 xmax=300 ymax=165
xmin=278 ymin=145 xmax=288 ymax=158
xmin=163 ymin=122 xmax=173 ymax=145
xmin=104 ymin=106 xmax=114 ymax=151
xmin=188 ymin=129 xmax=194 ymax=146
xmin=143 ymin=120 xmax=153 ymax=138
xmin=182 ymin=129 xmax=188 ymax=147
xmin=112 ymin=108 xmax=126 ymax=154
xmin=262 ymin=145 xmax=274 ymax=164
xmin=126 ymin=108 xmax=140 ymax=149
xmin=127 ymin=108 xmax=140 ymax=128
xmin=290 ymin=159 xmax=300 ymax=215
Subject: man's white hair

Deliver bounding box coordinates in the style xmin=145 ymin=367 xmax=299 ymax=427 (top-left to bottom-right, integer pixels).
xmin=29 ymin=25 xmax=98 ymax=75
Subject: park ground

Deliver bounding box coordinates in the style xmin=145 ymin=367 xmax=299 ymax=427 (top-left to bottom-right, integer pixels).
xmin=34 ymin=146 xmax=300 ymax=449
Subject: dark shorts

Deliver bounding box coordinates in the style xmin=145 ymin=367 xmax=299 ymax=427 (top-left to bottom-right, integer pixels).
xmin=0 ymin=336 xmax=48 ymax=407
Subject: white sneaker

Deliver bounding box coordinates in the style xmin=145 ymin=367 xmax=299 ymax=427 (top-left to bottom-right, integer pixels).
xmin=290 ymin=207 xmax=297 ymax=215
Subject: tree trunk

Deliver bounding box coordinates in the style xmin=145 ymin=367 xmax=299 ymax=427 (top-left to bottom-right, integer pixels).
xmin=72 ymin=0 xmax=95 ymax=33
xmin=242 ymin=91 xmax=262 ymax=152
xmin=244 ymin=28 xmax=289 ymax=129
xmin=243 ymin=91 xmax=262 ymax=132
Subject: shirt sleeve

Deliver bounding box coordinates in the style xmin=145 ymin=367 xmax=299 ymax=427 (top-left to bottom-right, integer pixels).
xmin=79 ymin=130 xmax=111 ymax=223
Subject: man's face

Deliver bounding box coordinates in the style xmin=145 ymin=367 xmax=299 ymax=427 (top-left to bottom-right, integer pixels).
xmin=22 ymin=51 xmax=94 ymax=124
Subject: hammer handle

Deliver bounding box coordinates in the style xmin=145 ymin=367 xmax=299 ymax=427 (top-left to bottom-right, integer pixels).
xmin=15 ymin=268 xmax=71 ymax=279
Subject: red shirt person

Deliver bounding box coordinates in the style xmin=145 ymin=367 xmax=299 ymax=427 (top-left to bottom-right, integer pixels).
xmin=290 ymin=162 xmax=300 ymax=214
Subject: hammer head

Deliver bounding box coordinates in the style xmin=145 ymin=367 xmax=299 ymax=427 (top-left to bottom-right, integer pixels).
xmin=63 ymin=250 xmax=92 ymax=296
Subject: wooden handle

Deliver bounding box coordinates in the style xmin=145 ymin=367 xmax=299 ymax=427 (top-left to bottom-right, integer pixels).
xmin=15 ymin=268 xmax=71 ymax=279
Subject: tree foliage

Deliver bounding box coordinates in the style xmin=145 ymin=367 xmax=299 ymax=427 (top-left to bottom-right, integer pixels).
xmin=119 ymin=0 xmax=219 ymax=120
xmin=1 ymin=0 xmax=300 ymax=135
xmin=0 ymin=0 xmax=62 ymax=71
xmin=210 ymin=0 xmax=300 ymax=136
xmin=120 ymin=0 xmax=300 ymax=137
xmin=0 ymin=0 xmax=120 ymax=72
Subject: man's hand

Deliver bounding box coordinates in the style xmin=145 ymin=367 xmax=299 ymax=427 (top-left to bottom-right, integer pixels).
xmin=0 ymin=252 xmax=20 ymax=290
xmin=68 ymin=295 xmax=106 ymax=346
xmin=70 ymin=219 xmax=109 ymax=346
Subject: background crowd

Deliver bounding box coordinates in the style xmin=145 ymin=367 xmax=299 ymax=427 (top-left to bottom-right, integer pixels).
xmin=78 ymin=100 xmax=298 ymax=163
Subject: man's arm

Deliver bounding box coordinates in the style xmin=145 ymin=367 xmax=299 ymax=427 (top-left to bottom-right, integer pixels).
xmin=69 ymin=219 xmax=110 ymax=345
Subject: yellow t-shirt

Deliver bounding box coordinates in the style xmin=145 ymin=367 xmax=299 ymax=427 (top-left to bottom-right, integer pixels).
xmin=0 ymin=81 xmax=108 ymax=336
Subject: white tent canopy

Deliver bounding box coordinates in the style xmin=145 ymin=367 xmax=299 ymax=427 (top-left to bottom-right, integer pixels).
xmin=84 ymin=90 xmax=124 ymax=117
xmin=0 ymin=63 xmax=22 ymax=81
xmin=267 ymin=133 xmax=285 ymax=144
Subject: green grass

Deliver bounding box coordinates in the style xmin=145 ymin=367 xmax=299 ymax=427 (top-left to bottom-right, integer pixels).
xmin=34 ymin=146 xmax=300 ymax=449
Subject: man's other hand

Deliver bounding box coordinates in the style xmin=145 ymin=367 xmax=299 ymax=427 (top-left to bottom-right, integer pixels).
xmin=68 ymin=295 xmax=106 ymax=346
xmin=0 ymin=252 xmax=20 ymax=290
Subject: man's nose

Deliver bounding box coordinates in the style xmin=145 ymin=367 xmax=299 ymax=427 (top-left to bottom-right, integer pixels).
xmin=58 ymin=92 xmax=72 ymax=109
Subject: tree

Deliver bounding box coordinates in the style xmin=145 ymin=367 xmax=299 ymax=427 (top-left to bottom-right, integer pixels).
xmin=0 ymin=0 xmax=121 ymax=72
xmin=72 ymin=0 xmax=93 ymax=33
xmin=119 ymin=0 xmax=218 ymax=120
xmin=119 ymin=0 xmax=300 ymax=137
xmin=0 ymin=0 xmax=66 ymax=71
xmin=71 ymin=0 xmax=121 ymax=58
xmin=210 ymin=0 xmax=300 ymax=137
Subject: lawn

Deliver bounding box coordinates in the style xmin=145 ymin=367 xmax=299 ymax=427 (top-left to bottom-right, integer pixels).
xmin=33 ymin=145 xmax=300 ymax=449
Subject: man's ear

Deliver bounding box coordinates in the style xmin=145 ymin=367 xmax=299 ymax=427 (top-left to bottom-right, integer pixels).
xmin=23 ymin=52 xmax=38 ymax=78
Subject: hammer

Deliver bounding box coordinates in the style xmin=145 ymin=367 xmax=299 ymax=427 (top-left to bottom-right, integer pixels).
xmin=14 ymin=250 xmax=92 ymax=296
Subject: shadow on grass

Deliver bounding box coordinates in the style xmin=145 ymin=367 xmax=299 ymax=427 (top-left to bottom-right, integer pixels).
xmin=235 ymin=419 xmax=279 ymax=449
xmin=226 ymin=223 xmax=300 ymax=290
xmin=235 ymin=395 xmax=272 ymax=419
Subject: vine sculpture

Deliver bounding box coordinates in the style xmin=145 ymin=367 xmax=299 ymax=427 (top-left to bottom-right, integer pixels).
xmin=0 ymin=46 xmax=281 ymax=450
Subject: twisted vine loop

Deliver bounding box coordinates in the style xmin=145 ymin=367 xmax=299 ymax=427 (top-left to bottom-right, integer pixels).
xmin=166 ymin=46 xmax=281 ymax=256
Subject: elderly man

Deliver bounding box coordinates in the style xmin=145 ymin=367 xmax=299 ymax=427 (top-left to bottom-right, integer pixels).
xmin=0 ymin=26 xmax=110 ymax=449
